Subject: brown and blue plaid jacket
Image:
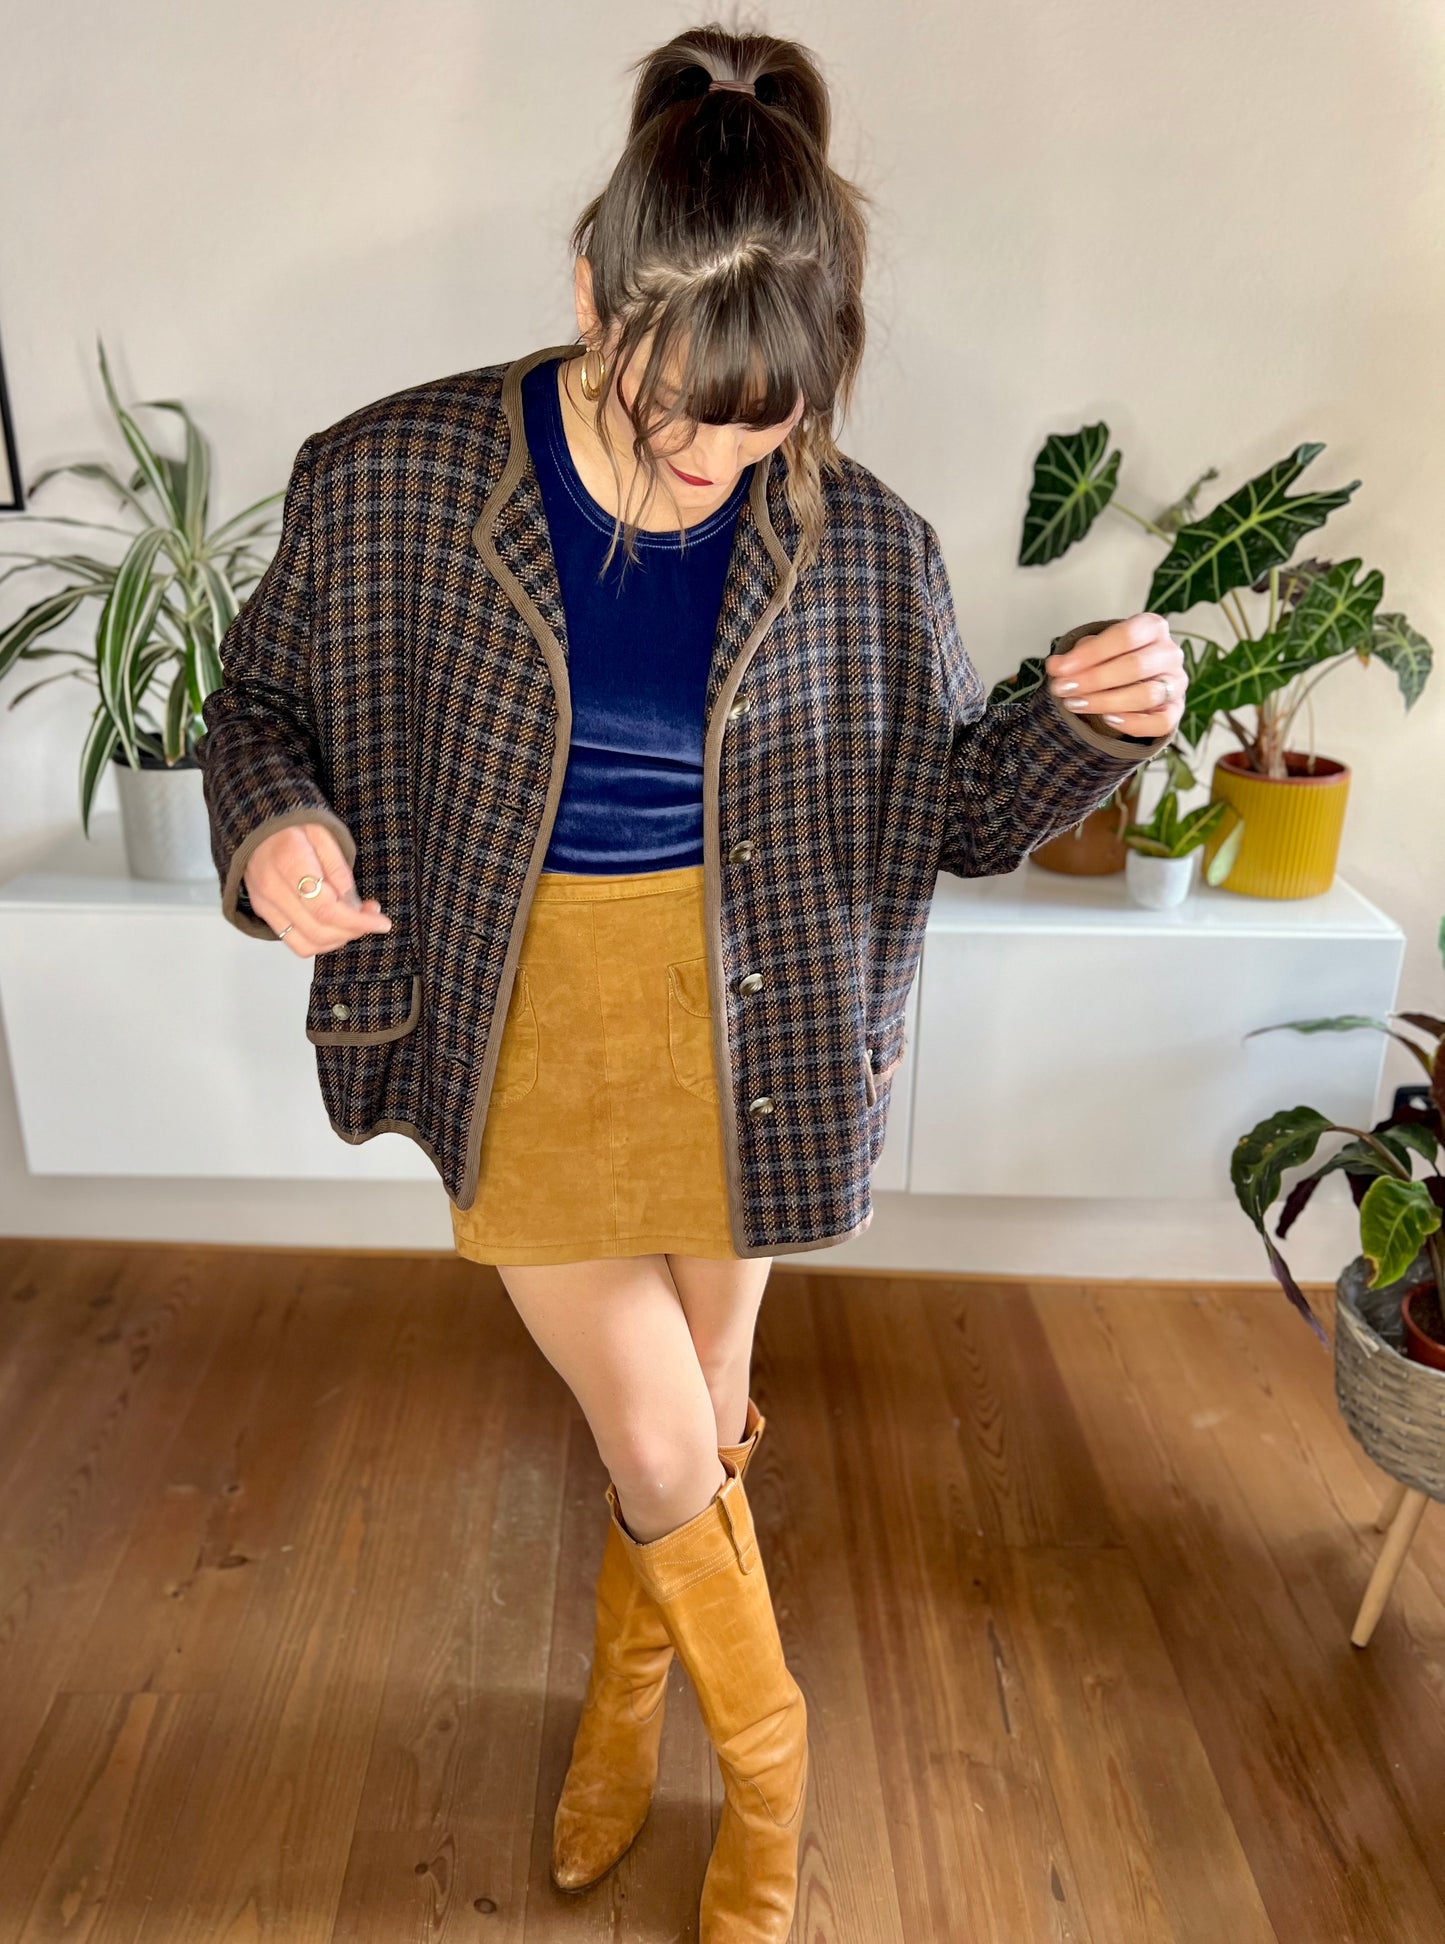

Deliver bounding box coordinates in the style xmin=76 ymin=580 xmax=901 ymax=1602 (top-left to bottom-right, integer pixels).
xmin=196 ymin=341 xmax=1172 ymax=1257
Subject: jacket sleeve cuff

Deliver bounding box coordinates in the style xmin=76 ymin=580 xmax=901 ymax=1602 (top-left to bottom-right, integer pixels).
xmin=220 ymin=802 xmax=359 ymax=940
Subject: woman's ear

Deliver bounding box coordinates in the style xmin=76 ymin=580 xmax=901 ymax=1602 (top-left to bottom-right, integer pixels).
xmin=572 ymin=255 xmax=599 ymax=341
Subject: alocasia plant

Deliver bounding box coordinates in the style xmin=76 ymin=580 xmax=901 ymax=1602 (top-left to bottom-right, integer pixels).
xmin=1018 ymin=428 xmax=1433 ymax=783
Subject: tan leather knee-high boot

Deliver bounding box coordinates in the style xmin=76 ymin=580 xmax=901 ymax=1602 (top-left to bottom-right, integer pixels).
xmin=550 ymin=1397 xmax=766 ymax=1893
xmin=607 ymin=1450 xmax=808 ymax=1944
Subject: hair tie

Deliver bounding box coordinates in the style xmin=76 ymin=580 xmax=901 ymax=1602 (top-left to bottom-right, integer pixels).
xmin=708 ymin=76 xmax=757 ymax=96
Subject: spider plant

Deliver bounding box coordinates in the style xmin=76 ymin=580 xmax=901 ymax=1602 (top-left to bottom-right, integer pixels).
xmin=0 ymin=335 xmax=285 ymax=831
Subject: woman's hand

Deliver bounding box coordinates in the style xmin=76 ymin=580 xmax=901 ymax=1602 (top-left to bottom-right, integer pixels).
xmin=1045 ymin=612 xmax=1187 ymax=738
xmin=243 ymin=823 xmax=392 ymax=957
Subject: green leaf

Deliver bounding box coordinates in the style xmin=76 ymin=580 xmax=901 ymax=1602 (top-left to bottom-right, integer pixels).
xmin=1246 ymin=1013 xmax=1395 ymax=1037
xmin=1386 ymin=1120 xmax=1440 ymax=1166
xmin=1230 ymin=1104 xmax=1337 ymax=1229
xmin=1172 ymin=798 xmax=1231 ymax=852
xmin=1358 ymin=1174 xmax=1441 ymax=1290
xmin=1145 ymin=443 xmax=1359 ymax=615
xmin=25 ymin=458 xmax=151 ymax=522
xmin=1277 ymin=556 xmax=1382 ymax=663
xmin=94 ymin=528 xmax=169 ymax=765
xmin=207 ymin=489 xmax=285 ymax=547
xmin=1173 ymin=548 xmax=1388 ymax=742
xmin=1243 ymin=1012 xmax=1434 ymax=1078
xmin=1018 ymin=424 xmax=1121 ymax=568
xmin=1177 ymin=628 xmax=1317 ymax=743
xmin=0 ymin=587 xmax=91 ymax=677
xmin=1369 ymin=611 xmax=1433 ymax=710
xmin=163 ymin=662 xmax=191 ymax=762
xmin=139 ymin=396 xmax=212 ymax=554
xmin=78 ymin=701 xmax=120 ymax=836
xmin=5 ymin=667 xmax=93 ymax=707
xmin=1203 ymin=808 xmax=1244 ymax=885
xmin=96 ymin=335 xmax=184 ymax=530
xmin=1162 ymin=745 xmax=1197 ymax=792
xmin=1276 ymin=1135 xmax=1407 ymax=1239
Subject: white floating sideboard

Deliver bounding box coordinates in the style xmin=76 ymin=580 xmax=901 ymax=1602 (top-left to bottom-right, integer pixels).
xmin=0 ymin=816 xmax=1406 ymax=1209
xmin=912 ymin=862 xmax=1405 ymax=1202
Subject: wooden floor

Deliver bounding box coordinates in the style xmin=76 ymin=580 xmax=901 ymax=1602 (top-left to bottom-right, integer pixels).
xmin=0 ymin=1240 xmax=1442 ymax=1943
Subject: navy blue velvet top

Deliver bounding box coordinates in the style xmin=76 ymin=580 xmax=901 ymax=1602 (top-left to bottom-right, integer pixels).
xmin=521 ymin=353 xmax=754 ymax=874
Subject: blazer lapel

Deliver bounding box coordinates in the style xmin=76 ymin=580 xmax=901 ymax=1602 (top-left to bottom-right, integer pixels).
xmin=472 ymin=342 xmax=576 ymax=676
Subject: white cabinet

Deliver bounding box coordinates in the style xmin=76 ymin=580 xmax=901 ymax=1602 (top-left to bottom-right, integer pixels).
xmin=911 ymin=863 xmax=1405 ymax=1200
xmin=0 ymin=817 xmax=434 ymax=1185
xmin=0 ymin=818 xmax=1405 ymax=1206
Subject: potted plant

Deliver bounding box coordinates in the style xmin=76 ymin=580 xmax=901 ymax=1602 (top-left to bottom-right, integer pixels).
xmin=1229 ymin=910 xmax=1445 ymax=1363
xmin=1120 ymin=786 xmax=1242 ymax=909
xmin=0 ymin=337 xmax=285 ymax=880
xmin=1017 ymin=426 xmax=1434 ymax=899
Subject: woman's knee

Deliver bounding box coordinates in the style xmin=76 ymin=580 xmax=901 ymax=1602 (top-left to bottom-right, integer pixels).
xmin=603 ymin=1413 xmax=721 ymax=1516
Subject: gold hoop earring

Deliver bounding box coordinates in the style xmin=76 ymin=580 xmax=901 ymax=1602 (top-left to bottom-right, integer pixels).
xmin=578 ymin=346 xmax=606 ymax=401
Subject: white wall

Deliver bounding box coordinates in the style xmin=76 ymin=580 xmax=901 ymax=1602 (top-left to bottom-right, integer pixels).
xmin=1 ymin=0 xmax=1441 ymax=1281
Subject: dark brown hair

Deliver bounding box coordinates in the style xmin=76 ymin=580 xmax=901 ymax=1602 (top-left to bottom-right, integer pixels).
xmin=567 ymin=17 xmax=870 ymax=582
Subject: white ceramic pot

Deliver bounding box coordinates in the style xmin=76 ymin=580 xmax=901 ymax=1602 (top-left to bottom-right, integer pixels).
xmin=1125 ymin=849 xmax=1197 ymax=910
xmin=112 ymin=755 xmax=216 ymax=883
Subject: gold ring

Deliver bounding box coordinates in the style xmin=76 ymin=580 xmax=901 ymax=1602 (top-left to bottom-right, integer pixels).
xmin=297 ymin=873 xmax=325 ymax=900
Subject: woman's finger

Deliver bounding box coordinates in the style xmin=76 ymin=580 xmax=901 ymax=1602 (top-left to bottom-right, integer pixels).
xmin=1094 ymin=707 xmax=1177 ymax=735
xmin=1046 ymin=611 xmax=1171 ymax=681
xmin=246 ymin=884 xmax=326 ymax=955
xmin=1072 ymin=671 xmax=1186 ymax=717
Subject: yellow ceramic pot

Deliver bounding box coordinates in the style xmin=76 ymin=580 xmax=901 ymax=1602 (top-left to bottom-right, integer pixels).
xmin=1202 ymin=749 xmax=1350 ymax=898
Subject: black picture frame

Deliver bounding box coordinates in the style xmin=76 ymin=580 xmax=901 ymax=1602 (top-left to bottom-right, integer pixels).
xmin=0 ymin=318 xmax=23 ymax=512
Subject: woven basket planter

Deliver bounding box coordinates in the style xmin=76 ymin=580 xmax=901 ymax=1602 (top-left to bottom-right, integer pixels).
xmin=1334 ymin=1250 xmax=1445 ymax=1501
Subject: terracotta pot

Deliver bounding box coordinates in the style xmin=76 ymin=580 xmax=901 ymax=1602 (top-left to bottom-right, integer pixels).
xmin=1201 ymin=748 xmax=1350 ymax=899
xmin=1030 ymin=770 xmax=1141 ymax=876
xmin=1402 ymin=1285 xmax=1445 ymax=1372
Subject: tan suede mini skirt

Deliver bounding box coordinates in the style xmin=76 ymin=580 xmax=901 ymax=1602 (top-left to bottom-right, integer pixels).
xmin=448 ymin=861 xmax=739 ymax=1266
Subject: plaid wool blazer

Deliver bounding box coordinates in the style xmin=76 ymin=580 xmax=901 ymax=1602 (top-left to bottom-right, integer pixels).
xmin=197 ymin=341 xmax=1173 ymax=1257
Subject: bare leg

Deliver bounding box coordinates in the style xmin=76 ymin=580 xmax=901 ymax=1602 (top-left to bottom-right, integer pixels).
xmin=665 ymin=1252 xmax=773 ymax=1448
xmin=496 ymin=1253 xmax=725 ymax=1543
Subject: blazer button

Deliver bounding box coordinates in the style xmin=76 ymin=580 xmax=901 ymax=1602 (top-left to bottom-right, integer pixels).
xmin=331 ymin=1002 xmax=351 ymax=1021
xmin=747 ymin=1095 xmax=775 ymax=1117
xmin=736 ymin=971 xmax=763 ymax=995
xmin=728 ymin=840 xmax=755 ymax=863
xmin=727 ymin=693 xmax=751 ymax=720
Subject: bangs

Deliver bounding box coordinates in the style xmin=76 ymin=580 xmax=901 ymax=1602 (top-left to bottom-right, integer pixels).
xmin=620 ymin=304 xmax=818 ymax=433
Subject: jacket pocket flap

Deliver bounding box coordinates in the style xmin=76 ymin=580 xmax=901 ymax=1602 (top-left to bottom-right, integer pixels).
xmin=306 ymin=971 xmax=421 ymax=1045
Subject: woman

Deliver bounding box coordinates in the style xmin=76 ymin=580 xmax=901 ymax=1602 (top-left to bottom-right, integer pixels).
xmin=198 ymin=22 xmax=1186 ymax=1939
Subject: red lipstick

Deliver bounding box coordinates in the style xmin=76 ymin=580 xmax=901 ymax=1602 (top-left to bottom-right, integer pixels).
xmin=667 ymin=459 xmax=713 ymax=486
